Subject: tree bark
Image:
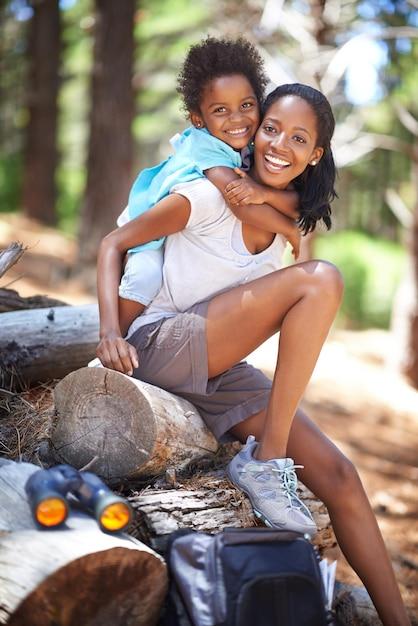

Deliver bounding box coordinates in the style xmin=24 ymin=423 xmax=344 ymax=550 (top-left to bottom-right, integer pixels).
xmin=78 ymin=0 xmax=135 ymax=267
xmin=22 ymin=0 xmax=61 ymax=225
xmin=130 ymin=472 xmax=336 ymax=555
xmin=52 ymin=366 xmax=219 ymax=480
xmin=0 ymin=459 xmax=167 ymax=626
xmin=0 ymin=304 xmax=98 ymax=390
xmin=405 ymin=157 xmax=418 ymax=388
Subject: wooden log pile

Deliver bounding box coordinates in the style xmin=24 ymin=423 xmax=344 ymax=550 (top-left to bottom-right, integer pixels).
xmin=0 ymin=244 xmax=381 ymax=625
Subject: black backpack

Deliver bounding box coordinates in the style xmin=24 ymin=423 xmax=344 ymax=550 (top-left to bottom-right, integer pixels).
xmin=161 ymin=527 xmax=336 ymax=626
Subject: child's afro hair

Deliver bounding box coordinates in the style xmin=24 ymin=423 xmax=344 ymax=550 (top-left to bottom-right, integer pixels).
xmin=177 ymin=36 xmax=269 ymax=114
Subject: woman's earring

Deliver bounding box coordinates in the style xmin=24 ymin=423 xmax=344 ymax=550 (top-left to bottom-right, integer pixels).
xmin=311 ymin=160 xmax=317 ymax=165
xmin=196 ymin=122 xmax=202 ymax=128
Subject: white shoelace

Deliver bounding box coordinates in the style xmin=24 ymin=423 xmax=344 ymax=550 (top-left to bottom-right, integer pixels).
xmin=270 ymin=464 xmax=304 ymax=508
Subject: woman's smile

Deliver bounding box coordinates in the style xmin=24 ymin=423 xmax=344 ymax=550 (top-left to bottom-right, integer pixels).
xmin=264 ymin=153 xmax=291 ymax=171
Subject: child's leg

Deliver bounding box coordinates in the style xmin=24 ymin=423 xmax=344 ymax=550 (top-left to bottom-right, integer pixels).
xmin=118 ymin=298 xmax=146 ymax=338
xmin=230 ymin=408 xmax=410 ymax=626
xmin=118 ymin=248 xmax=164 ymax=336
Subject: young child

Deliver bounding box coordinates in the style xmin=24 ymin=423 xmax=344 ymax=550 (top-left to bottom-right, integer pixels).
xmin=117 ymin=37 xmax=302 ymax=337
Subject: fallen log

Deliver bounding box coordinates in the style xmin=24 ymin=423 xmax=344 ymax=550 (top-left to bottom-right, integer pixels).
xmin=0 ymin=303 xmax=98 ymax=389
xmin=130 ymin=472 xmax=336 ymax=554
xmin=0 ymin=459 xmax=167 ymax=626
xmin=51 ymin=366 xmax=219 ymax=479
xmin=0 ymin=287 xmax=67 ymax=313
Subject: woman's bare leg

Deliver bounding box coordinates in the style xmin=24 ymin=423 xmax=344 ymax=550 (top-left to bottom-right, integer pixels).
xmin=206 ymin=260 xmax=343 ymax=459
xmin=230 ymin=409 xmax=410 ymax=626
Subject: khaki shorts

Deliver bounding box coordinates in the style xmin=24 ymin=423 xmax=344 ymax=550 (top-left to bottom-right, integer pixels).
xmin=128 ymin=301 xmax=272 ymax=442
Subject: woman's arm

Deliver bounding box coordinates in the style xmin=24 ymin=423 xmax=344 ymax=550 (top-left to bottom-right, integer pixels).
xmin=96 ymin=193 xmax=191 ymax=374
xmin=205 ymin=166 xmax=301 ymax=258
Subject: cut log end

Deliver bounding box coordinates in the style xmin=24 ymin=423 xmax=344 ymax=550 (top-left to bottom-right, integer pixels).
xmin=52 ymin=367 xmax=218 ymax=480
xmin=7 ymin=547 xmax=167 ymax=626
xmin=52 ymin=368 xmax=157 ymax=479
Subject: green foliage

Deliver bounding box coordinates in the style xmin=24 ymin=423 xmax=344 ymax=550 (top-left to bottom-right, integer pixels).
xmin=132 ymin=0 xmax=213 ymax=170
xmin=314 ymin=231 xmax=407 ymax=329
xmin=0 ymin=154 xmax=22 ymax=213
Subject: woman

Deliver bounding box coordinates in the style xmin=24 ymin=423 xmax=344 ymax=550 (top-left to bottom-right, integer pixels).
xmin=97 ymin=83 xmax=410 ymax=625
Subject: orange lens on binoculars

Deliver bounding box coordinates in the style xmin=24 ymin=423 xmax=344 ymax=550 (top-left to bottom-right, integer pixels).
xmin=36 ymin=498 xmax=67 ymax=527
xmin=99 ymin=502 xmax=131 ymax=531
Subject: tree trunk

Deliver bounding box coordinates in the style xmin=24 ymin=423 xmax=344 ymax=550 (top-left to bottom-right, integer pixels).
xmin=22 ymin=0 xmax=61 ymax=225
xmin=78 ymin=0 xmax=135 ymax=267
xmin=0 ymin=459 xmax=167 ymax=626
xmin=0 ymin=304 xmax=98 ymax=390
xmin=52 ymin=366 xmax=219 ymax=480
xmin=405 ymin=158 xmax=418 ymax=388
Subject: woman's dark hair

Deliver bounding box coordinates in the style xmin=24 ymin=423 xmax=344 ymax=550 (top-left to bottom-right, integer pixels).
xmin=263 ymin=83 xmax=337 ymax=234
xmin=177 ymin=36 xmax=268 ymax=114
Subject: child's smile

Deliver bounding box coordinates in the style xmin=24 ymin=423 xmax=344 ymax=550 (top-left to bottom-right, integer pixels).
xmin=191 ymin=74 xmax=260 ymax=151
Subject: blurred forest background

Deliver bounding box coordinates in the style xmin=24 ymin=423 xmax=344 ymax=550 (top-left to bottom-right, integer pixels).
xmin=1 ymin=0 xmax=418 ymax=387
xmin=1 ymin=2 xmax=418 ymax=617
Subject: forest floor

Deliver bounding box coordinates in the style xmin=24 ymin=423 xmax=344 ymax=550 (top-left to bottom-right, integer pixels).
xmin=1 ymin=214 xmax=418 ymax=622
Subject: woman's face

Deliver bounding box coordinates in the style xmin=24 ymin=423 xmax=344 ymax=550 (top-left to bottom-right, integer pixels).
xmin=254 ymin=95 xmax=324 ymax=189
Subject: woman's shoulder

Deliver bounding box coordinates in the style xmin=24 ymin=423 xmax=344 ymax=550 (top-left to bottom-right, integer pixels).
xmin=171 ymin=178 xmax=224 ymax=205
xmin=171 ymin=178 xmax=229 ymax=228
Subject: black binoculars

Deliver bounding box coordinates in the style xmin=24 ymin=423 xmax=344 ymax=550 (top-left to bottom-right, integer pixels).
xmin=25 ymin=464 xmax=132 ymax=533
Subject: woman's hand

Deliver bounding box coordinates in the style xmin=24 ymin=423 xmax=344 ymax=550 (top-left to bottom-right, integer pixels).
xmin=96 ymin=330 xmax=139 ymax=376
xmin=224 ymin=168 xmax=266 ymax=205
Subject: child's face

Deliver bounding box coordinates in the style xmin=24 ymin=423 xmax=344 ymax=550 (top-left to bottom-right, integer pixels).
xmin=190 ymin=74 xmax=260 ymax=151
xmin=254 ymin=95 xmax=324 ymax=189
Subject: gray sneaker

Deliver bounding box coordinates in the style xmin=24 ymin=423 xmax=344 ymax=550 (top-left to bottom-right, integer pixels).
xmin=227 ymin=435 xmax=317 ymax=536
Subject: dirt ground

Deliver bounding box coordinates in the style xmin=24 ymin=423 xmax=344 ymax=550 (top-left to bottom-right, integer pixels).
xmin=1 ymin=214 xmax=418 ymax=622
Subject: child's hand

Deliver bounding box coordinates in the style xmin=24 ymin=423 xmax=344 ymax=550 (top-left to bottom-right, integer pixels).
xmin=286 ymin=223 xmax=301 ymax=260
xmin=96 ymin=331 xmax=139 ymax=376
xmin=224 ymin=168 xmax=266 ymax=206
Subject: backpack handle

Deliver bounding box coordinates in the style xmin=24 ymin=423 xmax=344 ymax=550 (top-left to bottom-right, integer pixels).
xmin=222 ymin=527 xmax=306 ymax=545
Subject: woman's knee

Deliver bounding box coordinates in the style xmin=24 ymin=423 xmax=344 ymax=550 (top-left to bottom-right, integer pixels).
xmin=322 ymin=455 xmax=363 ymax=506
xmin=306 ymin=260 xmax=344 ymax=303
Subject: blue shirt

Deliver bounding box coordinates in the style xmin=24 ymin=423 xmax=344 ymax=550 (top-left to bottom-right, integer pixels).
xmin=126 ymin=127 xmax=243 ymax=253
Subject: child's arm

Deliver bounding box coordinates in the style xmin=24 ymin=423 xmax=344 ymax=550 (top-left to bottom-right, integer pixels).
xmin=224 ymin=168 xmax=300 ymax=219
xmin=205 ymin=166 xmax=301 ymax=259
xmin=97 ymin=193 xmax=191 ymax=375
